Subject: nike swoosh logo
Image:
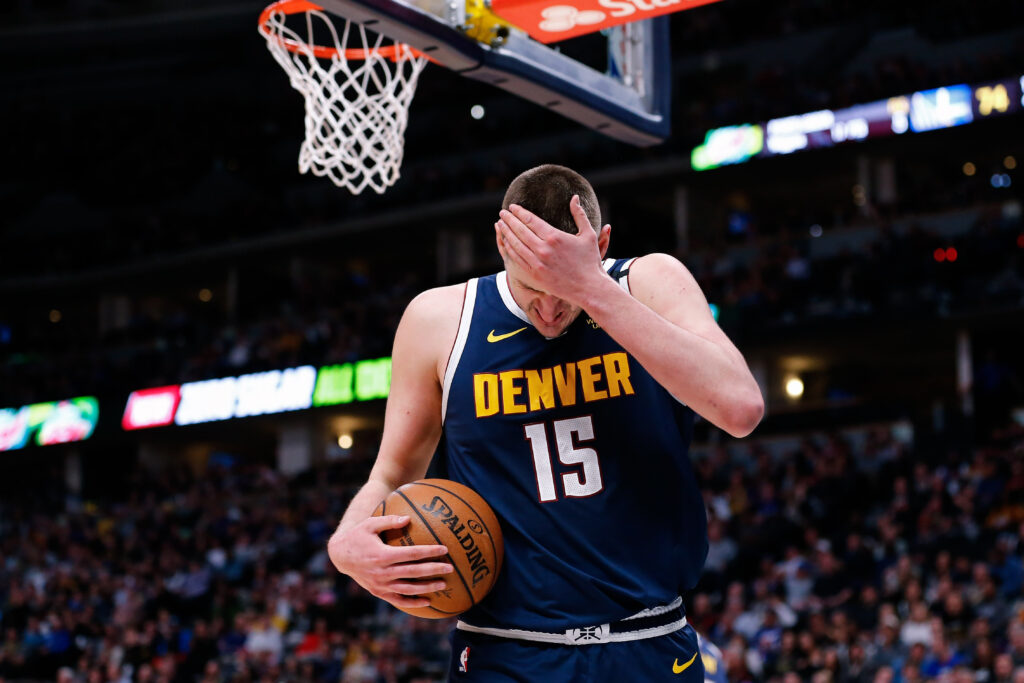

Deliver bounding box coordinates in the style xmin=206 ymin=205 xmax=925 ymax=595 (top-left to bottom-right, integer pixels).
xmin=487 ymin=327 xmax=528 ymax=343
xmin=672 ymin=652 xmax=699 ymax=674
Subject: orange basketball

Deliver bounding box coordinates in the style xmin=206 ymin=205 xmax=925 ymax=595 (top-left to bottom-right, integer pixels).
xmin=372 ymin=478 xmax=503 ymax=619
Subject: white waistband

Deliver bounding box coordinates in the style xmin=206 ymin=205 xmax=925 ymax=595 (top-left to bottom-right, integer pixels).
xmin=455 ymin=597 xmax=686 ymax=646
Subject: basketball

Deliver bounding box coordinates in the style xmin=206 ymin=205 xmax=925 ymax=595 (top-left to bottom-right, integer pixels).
xmin=373 ymin=479 xmax=504 ymax=619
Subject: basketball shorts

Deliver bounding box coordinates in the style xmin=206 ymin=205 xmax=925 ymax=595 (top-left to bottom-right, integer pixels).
xmin=446 ymin=623 xmax=704 ymax=682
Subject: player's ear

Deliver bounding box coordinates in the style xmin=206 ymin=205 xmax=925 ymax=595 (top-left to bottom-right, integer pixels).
xmin=597 ymin=224 xmax=611 ymax=258
xmin=495 ymin=225 xmax=508 ymax=265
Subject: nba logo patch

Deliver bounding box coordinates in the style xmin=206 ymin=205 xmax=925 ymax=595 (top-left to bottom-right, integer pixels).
xmin=459 ymin=646 xmax=470 ymax=673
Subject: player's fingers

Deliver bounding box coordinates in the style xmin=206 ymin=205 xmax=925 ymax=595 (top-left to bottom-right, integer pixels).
xmin=508 ymin=204 xmax=559 ymax=239
xmin=569 ymin=193 xmax=593 ymax=223
xmin=363 ymin=515 xmax=411 ymax=532
xmin=389 ymin=561 xmax=454 ymax=579
xmin=569 ymin=195 xmax=597 ymax=244
xmin=386 ymin=579 xmax=449 ymax=595
xmin=496 ymin=221 xmax=537 ymax=269
xmin=384 ymin=543 xmax=450 ymax=562
xmin=500 ymin=208 xmax=547 ymax=250
xmin=383 ymin=593 xmax=432 ymax=609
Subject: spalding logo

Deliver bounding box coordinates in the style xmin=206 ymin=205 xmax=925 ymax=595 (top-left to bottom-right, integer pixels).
xmin=421 ymin=496 xmax=492 ymax=587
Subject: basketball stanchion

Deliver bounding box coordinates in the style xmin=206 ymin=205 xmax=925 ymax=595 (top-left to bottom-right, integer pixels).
xmin=258 ymin=0 xmax=429 ymax=195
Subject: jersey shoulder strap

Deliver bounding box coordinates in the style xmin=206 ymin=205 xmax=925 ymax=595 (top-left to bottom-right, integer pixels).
xmin=604 ymin=257 xmax=638 ymax=293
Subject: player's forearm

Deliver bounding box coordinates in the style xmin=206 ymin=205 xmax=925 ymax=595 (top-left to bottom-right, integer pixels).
xmin=580 ymin=275 xmax=762 ymax=437
xmin=335 ymin=478 xmax=394 ymax=536
xmin=327 ymin=479 xmax=394 ymax=579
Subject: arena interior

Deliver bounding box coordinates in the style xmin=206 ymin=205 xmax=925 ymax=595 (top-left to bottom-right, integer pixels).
xmin=2 ymin=0 xmax=1024 ymax=681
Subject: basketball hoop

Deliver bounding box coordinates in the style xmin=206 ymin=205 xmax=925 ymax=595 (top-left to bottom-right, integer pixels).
xmin=258 ymin=0 xmax=429 ymax=194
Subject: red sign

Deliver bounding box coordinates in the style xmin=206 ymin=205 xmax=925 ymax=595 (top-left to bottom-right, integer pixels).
xmin=490 ymin=0 xmax=722 ymax=43
xmin=122 ymin=386 xmax=180 ymax=430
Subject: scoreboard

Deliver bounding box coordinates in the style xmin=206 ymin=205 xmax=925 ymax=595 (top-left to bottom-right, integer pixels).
xmin=692 ymin=75 xmax=1023 ymax=171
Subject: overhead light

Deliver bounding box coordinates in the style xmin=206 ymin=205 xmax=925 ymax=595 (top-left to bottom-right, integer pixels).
xmin=338 ymin=434 xmax=353 ymax=449
xmin=785 ymin=377 xmax=804 ymax=399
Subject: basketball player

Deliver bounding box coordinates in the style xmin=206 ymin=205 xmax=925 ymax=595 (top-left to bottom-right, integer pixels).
xmin=327 ymin=165 xmax=764 ymax=681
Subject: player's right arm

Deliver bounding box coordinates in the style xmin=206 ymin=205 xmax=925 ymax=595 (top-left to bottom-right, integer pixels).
xmin=327 ymin=284 xmax=465 ymax=610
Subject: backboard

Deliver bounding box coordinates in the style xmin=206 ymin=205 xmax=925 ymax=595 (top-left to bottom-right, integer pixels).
xmin=312 ymin=0 xmax=673 ymax=146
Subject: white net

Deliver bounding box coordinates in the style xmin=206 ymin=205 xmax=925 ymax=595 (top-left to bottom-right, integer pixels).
xmin=260 ymin=5 xmax=428 ymax=194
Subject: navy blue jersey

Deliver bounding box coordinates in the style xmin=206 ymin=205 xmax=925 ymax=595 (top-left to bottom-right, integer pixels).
xmin=437 ymin=258 xmax=707 ymax=631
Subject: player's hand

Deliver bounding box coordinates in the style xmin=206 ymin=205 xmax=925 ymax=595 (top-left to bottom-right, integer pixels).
xmin=327 ymin=515 xmax=452 ymax=610
xmin=495 ymin=195 xmax=610 ymax=306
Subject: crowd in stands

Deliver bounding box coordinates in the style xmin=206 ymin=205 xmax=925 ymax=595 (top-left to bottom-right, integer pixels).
xmin=0 ymin=262 xmax=423 ymax=407
xmin=691 ymin=420 xmax=1024 ymax=683
xmin=4 ymin=198 xmax=1021 ymax=408
xmin=691 ymin=206 xmax=1024 ymax=341
xmin=0 ymin=417 xmax=1022 ymax=682
xmin=0 ymin=443 xmax=453 ymax=682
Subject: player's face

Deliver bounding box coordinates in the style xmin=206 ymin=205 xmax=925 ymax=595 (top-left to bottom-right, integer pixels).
xmin=504 ymin=264 xmax=582 ymax=338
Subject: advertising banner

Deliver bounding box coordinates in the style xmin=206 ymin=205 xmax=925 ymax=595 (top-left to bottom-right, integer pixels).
xmin=121 ymin=357 xmax=393 ymax=430
xmin=0 ymin=397 xmax=99 ymax=452
xmin=122 ymin=386 xmax=181 ymax=430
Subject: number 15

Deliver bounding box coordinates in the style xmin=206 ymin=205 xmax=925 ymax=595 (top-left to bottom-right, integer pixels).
xmin=524 ymin=416 xmax=604 ymax=502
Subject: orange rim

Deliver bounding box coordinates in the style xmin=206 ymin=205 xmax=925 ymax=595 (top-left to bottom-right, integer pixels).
xmin=259 ymin=0 xmax=432 ymax=61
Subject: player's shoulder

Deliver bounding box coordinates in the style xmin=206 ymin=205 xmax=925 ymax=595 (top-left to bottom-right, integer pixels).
xmin=630 ymin=252 xmax=690 ymax=272
xmin=404 ymin=283 xmax=466 ymax=318
xmin=398 ymin=284 xmax=469 ymax=379
xmin=626 ymin=253 xmax=696 ymax=292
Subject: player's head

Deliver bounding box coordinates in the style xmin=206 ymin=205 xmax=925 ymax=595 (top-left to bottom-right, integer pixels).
xmin=499 ymin=165 xmax=607 ymax=337
xmin=501 ymin=164 xmax=601 ymax=235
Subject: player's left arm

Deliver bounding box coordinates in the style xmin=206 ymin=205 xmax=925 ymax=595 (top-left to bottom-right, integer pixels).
xmin=497 ymin=198 xmax=764 ymax=438
xmin=585 ymin=254 xmax=763 ymax=438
